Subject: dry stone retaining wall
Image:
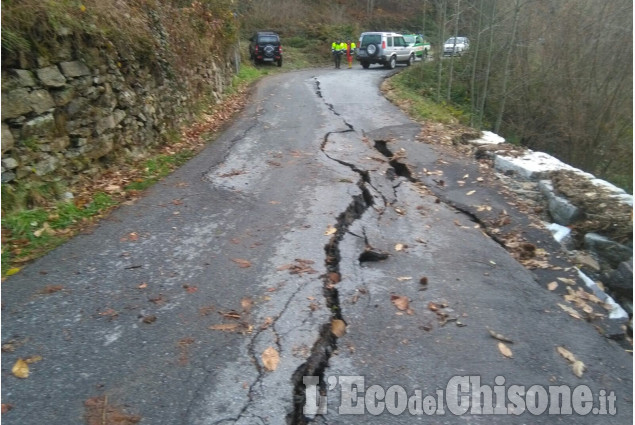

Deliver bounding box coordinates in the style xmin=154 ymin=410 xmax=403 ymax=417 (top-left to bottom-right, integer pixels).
xmin=1 ymin=32 xmax=234 ymax=193
xmin=471 ymin=132 xmax=633 ymax=315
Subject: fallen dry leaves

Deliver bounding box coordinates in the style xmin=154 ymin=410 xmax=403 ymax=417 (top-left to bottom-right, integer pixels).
xmin=11 ymin=358 xmax=29 ymax=378
xmin=497 ymin=342 xmax=513 ymax=359
xmin=558 ymin=303 xmax=582 ymax=320
xmin=277 ymin=259 xmax=317 ymax=275
xmin=488 ymin=329 xmax=514 ymax=344
xmin=84 ymin=396 xmax=141 ymax=425
xmin=556 ymin=346 xmax=586 ymax=378
xmin=391 ymin=295 xmax=410 ymax=311
xmin=231 ymin=258 xmax=252 ymax=268
xmin=262 ymin=346 xmax=280 ymax=371
xmin=209 ymin=323 xmax=241 ymax=332
xmin=331 ymin=319 xmax=347 ymax=337
xmin=38 ymin=284 xmax=64 ymax=294
xmin=324 ymin=225 xmax=337 ymax=236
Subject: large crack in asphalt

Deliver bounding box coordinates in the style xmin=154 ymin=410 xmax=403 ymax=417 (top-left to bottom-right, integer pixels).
xmin=287 ymin=79 xmax=377 ymax=425
xmin=288 ymin=78 xmax=509 ymax=424
xmin=372 ymin=139 xmax=514 ymax=251
xmin=288 ymin=77 xmax=630 ymax=423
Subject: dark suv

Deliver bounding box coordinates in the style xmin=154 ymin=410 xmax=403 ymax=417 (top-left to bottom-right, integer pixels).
xmin=249 ymin=32 xmax=283 ymax=67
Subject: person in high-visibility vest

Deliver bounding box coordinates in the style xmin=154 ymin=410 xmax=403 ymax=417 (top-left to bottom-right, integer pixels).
xmin=345 ymin=39 xmax=357 ymax=69
xmin=331 ymin=39 xmax=345 ymax=69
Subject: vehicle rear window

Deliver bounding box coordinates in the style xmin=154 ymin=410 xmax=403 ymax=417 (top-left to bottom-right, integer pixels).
xmin=361 ymin=34 xmax=381 ymax=47
xmin=258 ymin=35 xmax=278 ymax=43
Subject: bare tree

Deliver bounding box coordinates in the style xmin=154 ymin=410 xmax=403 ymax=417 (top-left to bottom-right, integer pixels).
xmin=434 ymin=0 xmax=447 ymax=102
xmin=476 ymin=0 xmax=496 ymax=129
xmin=469 ymin=0 xmax=484 ymax=127
xmin=446 ymin=0 xmax=461 ymax=101
xmin=493 ymin=0 xmax=522 ymax=133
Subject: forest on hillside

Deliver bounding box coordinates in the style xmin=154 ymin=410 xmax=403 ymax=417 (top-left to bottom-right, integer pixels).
xmin=238 ymin=0 xmax=633 ymax=190
xmin=2 ymin=0 xmax=632 ymax=190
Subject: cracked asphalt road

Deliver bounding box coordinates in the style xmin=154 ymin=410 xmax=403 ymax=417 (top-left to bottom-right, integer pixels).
xmin=2 ymin=68 xmax=632 ymax=425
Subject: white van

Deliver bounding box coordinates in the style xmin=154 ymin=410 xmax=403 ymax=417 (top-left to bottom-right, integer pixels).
xmin=356 ymin=32 xmax=415 ymax=69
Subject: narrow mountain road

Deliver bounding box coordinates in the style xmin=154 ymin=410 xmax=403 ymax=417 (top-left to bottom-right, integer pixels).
xmin=2 ymin=66 xmax=631 ymax=425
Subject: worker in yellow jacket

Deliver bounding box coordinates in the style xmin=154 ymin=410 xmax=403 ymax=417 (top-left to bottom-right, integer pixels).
xmin=345 ymin=39 xmax=357 ymax=69
xmin=331 ymin=39 xmax=345 ymax=69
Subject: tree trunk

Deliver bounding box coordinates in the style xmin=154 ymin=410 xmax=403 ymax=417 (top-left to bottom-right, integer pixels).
xmin=469 ymin=0 xmax=484 ymax=127
xmin=494 ymin=0 xmax=522 ymax=133
xmin=476 ymin=0 xmax=496 ymax=129
xmin=446 ymin=0 xmax=460 ymax=102
xmin=435 ymin=0 xmax=447 ymax=103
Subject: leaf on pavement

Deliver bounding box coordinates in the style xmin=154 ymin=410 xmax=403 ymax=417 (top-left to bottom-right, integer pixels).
xmin=219 ymin=310 xmax=241 ymax=320
xmin=394 ymin=243 xmax=405 ymax=251
xmin=124 ymin=232 xmax=139 ymax=242
xmin=397 ymin=276 xmax=412 ymax=282
xmin=557 ymin=303 xmax=582 ymax=320
xmin=278 ymin=259 xmax=317 ymax=275
xmin=497 ymin=342 xmax=513 ymax=358
xmin=572 ymin=360 xmax=586 ymax=378
xmin=556 ymin=346 xmax=577 ymax=363
xmin=12 ymin=358 xmax=29 ymax=378
xmin=209 ymin=323 xmax=240 ymax=332
xmin=261 ymin=317 xmax=274 ymax=330
xmin=231 ymin=258 xmax=251 ymax=268
xmin=84 ymin=395 xmax=141 ymax=425
xmin=6 ymin=267 xmax=21 ymax=276
xmin=328 ymin=272 xmax=341 ymax=284
xmin=183 ymin=284 xmax=198 ymax=293
xmin=262 ymin=346 xmax=280 ymax=371
xmin=547 ymin=281 xmax=558 ymax=291
xmin=466 ymin=190 xmax=476 ymax=196
xmin=324 ymin=225 xmax=337 ymax=236
xmin=241 ymin=297 xmax=253 ymax=312
xmin=557 ymin=277 xmax=576 ymax=285
xmin=391 ymin=295 xmax=410 ymax=311
xmin=39 ymin=284 xmax=64 ymax=294
xmin=488 ymin=329 xmax=514 ymax=343
xmin=24 ymin=355 xmax=43 ymax=364
xmin=331 ymin=319 xmax=347 ymax=337
xmin=556 ymin=346 xmax=586 ymax=377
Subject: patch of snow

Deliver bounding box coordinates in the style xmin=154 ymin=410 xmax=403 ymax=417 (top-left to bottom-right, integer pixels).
xmin=494 ymin=151 xmax=579 ymax=180
xmin=469 ymin=130 xmax=506 ymax=145
xmin=612 ymin=193 xmax=633 ymax=207
xmin=546 ymin=222 xmax=571 ymax=243
xmin=590 ymin=178 xmax=626 ymax=195
xmin=495 ymin=151 xmax=632 ymax=209
xmin=576 ymin=269 xmax=629 ymax=320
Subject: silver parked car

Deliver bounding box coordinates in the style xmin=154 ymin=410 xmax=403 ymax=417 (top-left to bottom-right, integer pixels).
xmin=356 ymin=32 xmax=415 ymax=69
xmin=443 ymin=36 xmax=470 ymax=56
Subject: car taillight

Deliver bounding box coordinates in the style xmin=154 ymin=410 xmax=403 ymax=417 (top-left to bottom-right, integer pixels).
xmin=382 ymin=40 xmax=386 ymax=49
xmin=255 ymin=46 xmax=259 ymax=53
xmin=279 ymin=45 xmax=282 ymax=53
